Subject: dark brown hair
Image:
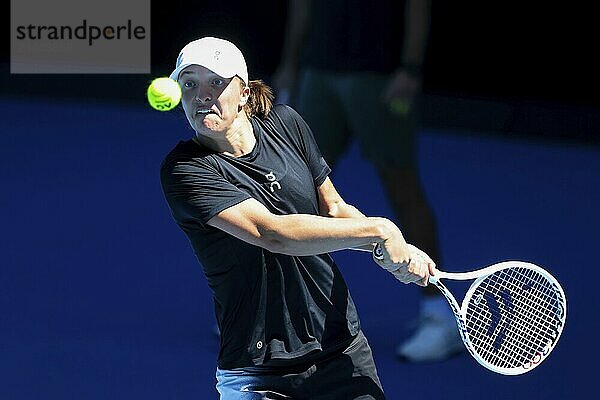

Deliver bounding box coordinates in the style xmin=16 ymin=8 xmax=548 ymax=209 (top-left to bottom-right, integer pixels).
xmin=242 ymin=80 xmax=274 ymax=119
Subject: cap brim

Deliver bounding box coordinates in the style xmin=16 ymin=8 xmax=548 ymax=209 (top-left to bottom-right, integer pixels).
xmin=169 ymin=63 xmax=239 ymax=83
xmin=169 ymin=63 xmax=190 ymax=82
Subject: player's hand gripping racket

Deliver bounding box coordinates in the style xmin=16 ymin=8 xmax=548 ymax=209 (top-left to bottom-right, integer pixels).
xmin=371 ymin=246 xmax=567 ymax=375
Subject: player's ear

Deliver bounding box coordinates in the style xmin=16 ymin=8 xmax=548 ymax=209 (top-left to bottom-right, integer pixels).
xmin=239 ymin=85 xmax=250 ymax=107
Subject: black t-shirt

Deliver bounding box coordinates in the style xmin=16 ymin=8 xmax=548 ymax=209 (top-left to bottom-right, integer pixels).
xmin=160 ymin=105 xmax=361 ymax=370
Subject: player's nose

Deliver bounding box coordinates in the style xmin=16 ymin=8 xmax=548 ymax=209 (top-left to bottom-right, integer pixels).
xmin=191 ymin=83 xmax=213 ymax=104
xmin=194 ymin=92 xmax=212 ymax=103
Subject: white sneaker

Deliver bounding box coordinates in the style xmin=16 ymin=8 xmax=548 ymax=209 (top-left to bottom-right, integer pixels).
xmin=396 ymin=315 xmax=464 ymax=363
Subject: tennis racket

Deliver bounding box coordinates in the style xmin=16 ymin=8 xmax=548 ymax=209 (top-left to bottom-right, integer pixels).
xmin=357 ymin=245 xmax=567 ymax=374
xmin=371 ymin=245 xmax=568 ymax=375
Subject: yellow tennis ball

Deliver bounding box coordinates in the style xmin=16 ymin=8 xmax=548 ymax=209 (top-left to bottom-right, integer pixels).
xmin=147 ymin=77 xmax=182 ymax=111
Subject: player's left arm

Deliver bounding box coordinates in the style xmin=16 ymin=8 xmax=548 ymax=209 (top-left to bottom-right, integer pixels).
xmin=318 ymin=176 xmax=436 ymax=282
xmin=317 ymin=177 xmax=373 ymax=251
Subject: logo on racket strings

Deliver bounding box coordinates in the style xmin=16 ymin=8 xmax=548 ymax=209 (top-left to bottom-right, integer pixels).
xmin=484 ymin=289 xmax=514 ymax=351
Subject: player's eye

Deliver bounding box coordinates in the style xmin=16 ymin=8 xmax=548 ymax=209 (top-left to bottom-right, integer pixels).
xmin=183 ymin=80 xmax=196 ymax=88
xmin=212 ymin=78 xmax=224 ymax=86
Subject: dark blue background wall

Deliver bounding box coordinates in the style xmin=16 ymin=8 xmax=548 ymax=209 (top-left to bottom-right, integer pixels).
xmin=1 ymin=97 xmax=597 ymax=399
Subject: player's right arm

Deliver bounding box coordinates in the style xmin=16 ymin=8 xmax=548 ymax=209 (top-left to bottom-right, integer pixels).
xmin=161 ymin=154 xmax=430 ymax=283
xmin=207 ymin=197 xmax=392 ymax=256
xmin=206 ymin=196 xmax=431 ymax=285
xmin=208 ymin=198 xmax=431 ymax=284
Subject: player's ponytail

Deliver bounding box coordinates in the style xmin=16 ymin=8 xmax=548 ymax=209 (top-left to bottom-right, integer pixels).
xmin=244 ymin=80 xmax=274 ymax=119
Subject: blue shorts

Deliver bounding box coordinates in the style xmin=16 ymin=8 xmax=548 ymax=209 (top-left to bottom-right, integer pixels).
xmin=215 ymin=331 xmax=385 ymax=400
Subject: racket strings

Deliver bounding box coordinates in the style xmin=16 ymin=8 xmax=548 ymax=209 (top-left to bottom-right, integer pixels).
xmin=474 ymin=276 xmax=556 ymax=366
xmin=468 ymin=269 xmax=559 ymax=367
xmin=464 ymin=267 xmax=565 ymax=369
xmin=470 ymin=269 xmax=562 ymax=368
xmin=468 ymin=300 xmax=545 ymax=366
xmin=470 ymin=270 xmax=557 ymax=347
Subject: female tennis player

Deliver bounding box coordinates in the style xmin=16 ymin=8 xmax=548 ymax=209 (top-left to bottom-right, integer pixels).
xmin=160 ymin=37 xmax=436 ymax=400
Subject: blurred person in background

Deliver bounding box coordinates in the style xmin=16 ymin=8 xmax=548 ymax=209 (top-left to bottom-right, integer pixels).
xmin=273 ymin=0 xmax=463 ymax=362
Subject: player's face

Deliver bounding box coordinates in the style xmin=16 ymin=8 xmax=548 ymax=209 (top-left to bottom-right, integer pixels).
xmin=178 ymin=65 xmax=248 ymax=135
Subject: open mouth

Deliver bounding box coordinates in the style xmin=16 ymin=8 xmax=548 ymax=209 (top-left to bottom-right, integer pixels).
xmin=196 ymin=108 xmax=217 ymax=117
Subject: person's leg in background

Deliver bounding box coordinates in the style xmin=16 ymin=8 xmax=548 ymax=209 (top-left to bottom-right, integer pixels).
xmin=343 ymin=72 xmax=463 ymax=363
xmin=377 ymin=167 xmax=462 ymax=362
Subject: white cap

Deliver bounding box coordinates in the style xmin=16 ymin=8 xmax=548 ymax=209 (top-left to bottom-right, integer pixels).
xmin=169 ymin=37 xmax=248 ymax=85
